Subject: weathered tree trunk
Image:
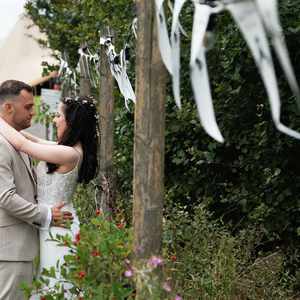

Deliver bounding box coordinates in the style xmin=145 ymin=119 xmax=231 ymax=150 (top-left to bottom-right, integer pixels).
xmin=79 ymin=77 xmax=91 ymax=96
xmin=79 ymin=45 xmax=92 ymax=96
xmin=98 ymin=29 xmax=116 ymax=213
xmin=133 ymin=0 xmax=167 ymax=298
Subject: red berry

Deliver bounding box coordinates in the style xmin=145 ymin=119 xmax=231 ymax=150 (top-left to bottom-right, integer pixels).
xmin=170 ymin=255 xmax=177 ymax=262
xmin=78 ymin=271 xmax=86 ymax=279
xmin=74 ymin=233 xmax=80 ymax=245
xmin=117 ymin=223 xmax=124 ymax=229
xmin=91 ymin=250 xmax=101 ymax=257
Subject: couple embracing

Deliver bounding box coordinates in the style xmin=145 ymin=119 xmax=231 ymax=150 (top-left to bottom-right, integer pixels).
xmin=0 ymin=80 xmax=99 ymax=299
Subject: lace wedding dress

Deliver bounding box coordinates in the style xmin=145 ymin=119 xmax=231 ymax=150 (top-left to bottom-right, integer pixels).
xmin=30 ymin=159 xmax=81 ymax=299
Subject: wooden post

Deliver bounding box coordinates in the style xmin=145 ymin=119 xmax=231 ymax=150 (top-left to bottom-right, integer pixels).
xmin=98 ymin=28 xmax=115 ymax=213
xmin=79 ymin=43 xmax=92 ymax=96
xmin=133 ymin=0 xmax=167 ymax=297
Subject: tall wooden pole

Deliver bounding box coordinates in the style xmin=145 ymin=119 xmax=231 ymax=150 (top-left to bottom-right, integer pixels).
xmin=133 ymin=0 xmax=167 ymax=296
xmin=98 ymin=28 xmax=115 ymax=212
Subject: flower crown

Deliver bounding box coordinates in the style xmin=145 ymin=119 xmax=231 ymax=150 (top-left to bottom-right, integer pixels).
xmin=64 ymin=95 xmax=97 ymax=107
xmin=63 ymin=96 xmax=100 ymax=138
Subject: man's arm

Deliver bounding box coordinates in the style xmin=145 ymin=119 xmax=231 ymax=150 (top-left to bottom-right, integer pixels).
xmin=0 ymin=141 xmax=49 ymax=227
xmin=0 ymin=141 xmax=74 ymax=228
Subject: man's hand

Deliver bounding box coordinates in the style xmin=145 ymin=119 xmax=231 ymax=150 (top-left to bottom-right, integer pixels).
xmin=51 ymin=202 xmax=73 ymax=227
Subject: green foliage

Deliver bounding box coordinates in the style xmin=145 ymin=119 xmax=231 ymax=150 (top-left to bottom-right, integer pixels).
xmin=25 ymin=0 xmax=300 ymax=295
xmin=163 ymin=1 xmax=300 ymax=275
xmin=73 ymin=182 xmax=99 ymax=222
xmin=33 ymin=96 xmax=53 ymax=126
xmin=25 ymin=0 xmax=135 ymax=66
xmin=163 ymin=204 xmax=238 ymax=299
xmin=163 ymin=204 xmax=295 ymax=299
xmin=23 ymin=213 xmax=134 ymax=299
xmin=22 ymin=212 xmax=183 ymax=299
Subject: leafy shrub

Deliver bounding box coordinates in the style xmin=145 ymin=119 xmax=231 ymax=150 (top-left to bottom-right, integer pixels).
xmin=22 ymin=212 xmax=182 ymax=300
xmin=163 ymin=204 xmax=295 ymax=299
xmin=22 ymin=212 xmax=134 ymax=299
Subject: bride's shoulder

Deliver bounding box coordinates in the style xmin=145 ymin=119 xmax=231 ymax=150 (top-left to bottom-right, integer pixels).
xmin=73 ymin=144 xmax=83 ymax=157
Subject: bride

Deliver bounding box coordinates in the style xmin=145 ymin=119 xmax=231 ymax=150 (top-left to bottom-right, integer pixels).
xmin=0 ymin=95 xmax=99 ymax=297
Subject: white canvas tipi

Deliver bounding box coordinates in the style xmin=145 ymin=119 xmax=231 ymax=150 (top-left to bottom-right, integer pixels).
xmin=0 ymin=14 xmax=57 ymax=84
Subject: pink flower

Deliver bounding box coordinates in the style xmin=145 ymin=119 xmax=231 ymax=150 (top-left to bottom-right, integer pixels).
xmin=134 ymin=244 xmax=144 ymax=254
xmin=124 ymin=269 xmax=133 ymax=278
xmin=174 ymin=295 xmax=182 ymax=300
xmin=162 ymin=282 xmax=172 ymax=292
xmin=148 ymin=256 xmax=163 ymax=268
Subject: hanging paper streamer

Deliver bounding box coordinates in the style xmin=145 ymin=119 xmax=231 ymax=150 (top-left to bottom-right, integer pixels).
xmin=255 ymin=0 xmax=300 ymax=110
xmin=155 ymin=0 xmax=173 ymax=74
xmin=152 ymin=0 xmax=300 ymax=141
xmin=100 ymin=37 xmax=136 ymax=109
xmin=116 ymin=46 xmax=136 ymax=110
xmin=58 ymin=55 xmax=77 ymax=95
xmin=167 ymin=0 xmax=188 ymax=37
xmin=89 ymin=49 xmax=100 ymax=87
xmin=132 ymin=17 xmax=138 ymax=40
xmin=170 ymin=0 xmax=188 ymax=109
xmin=190 ymin=3 xmax=224 ymax=143
xmin=78 ymin=46 xmax=100 ymax=89
xmin=58 ymin=57 xmax=68 ymax=78
xmin=227 ymin=0 xmax=300 ymax=139
xmin=78 ymin=46 xmax=91 ymax=82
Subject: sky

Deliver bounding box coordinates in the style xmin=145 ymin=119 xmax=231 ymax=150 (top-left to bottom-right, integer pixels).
xmin=0 ymin=0 xmax=27 ymax=41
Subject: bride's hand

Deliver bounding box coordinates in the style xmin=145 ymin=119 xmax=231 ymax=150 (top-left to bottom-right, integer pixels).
xmin=51 ymin=202 xmax=73 ymax=227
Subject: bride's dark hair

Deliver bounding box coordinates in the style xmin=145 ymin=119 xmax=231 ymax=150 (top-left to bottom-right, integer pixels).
xmin=47 ymin=96 xmax=99 ymax=184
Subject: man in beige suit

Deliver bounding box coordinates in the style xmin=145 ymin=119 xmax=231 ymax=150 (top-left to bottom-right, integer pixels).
xmin=0 ymin=80 xmax=71 ymax=299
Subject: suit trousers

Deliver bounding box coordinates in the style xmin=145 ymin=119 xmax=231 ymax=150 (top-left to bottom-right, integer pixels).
xmin=0 ymin=261 xmax=33 ymax=300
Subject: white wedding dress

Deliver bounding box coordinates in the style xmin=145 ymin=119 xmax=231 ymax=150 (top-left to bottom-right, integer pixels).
xmin=30 ymin=159 xmax=81 ymax=299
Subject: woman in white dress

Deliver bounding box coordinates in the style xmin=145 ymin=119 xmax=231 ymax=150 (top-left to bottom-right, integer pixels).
xmin=0 ymin=95 xmax=99 ymax=297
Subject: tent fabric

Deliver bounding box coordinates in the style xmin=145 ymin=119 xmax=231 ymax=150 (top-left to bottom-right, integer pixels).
xmin=0 ymin=14 xmax=57 ymax=85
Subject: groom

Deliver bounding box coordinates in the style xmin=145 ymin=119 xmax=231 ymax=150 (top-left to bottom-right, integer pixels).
xmin=0 ymin=80 xmax=72 ymax=299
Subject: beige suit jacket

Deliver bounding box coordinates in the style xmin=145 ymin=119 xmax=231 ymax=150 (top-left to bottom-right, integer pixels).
xmin=0 ymin=135 xmax=48 ymax=261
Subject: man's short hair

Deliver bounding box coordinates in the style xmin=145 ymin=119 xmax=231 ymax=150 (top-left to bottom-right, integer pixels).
xmin=0 ymin=80 xmax=33 ymax=103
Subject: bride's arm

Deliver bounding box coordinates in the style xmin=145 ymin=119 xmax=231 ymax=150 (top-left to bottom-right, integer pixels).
xmin=21 ymin=130 xmax=57 ymax=145
xmin=0 ymin=118 xmax=78 ymax=165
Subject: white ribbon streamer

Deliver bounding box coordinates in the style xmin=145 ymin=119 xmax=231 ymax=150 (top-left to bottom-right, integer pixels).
xmin=78 ymin=47 xmax=92 ymax=83
xmin=255 ymin=0 xmax=300 ymax=110
xmin=190 ymin=3 xmax=224 ymax=143
xmin=132 ymin=17 xmax=138 ymax=40
xmin=170 ymin=0 xmax=188 ymax=109
xmin=58 ymin=57 xmax=68 ymax=77
xmin=228 ymin=1 xmax=300 ymax=139
xmin=168 ymin=0 xmax=188 ymax=37
xmin=102 ymin=38 xmax=136 ymax=108
xmin=58 ymin=56 xmax=77 ymax=95
xmin=155 ymin=0 xmax=173 ymax=74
